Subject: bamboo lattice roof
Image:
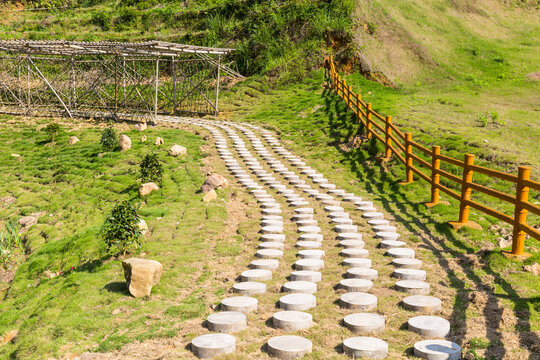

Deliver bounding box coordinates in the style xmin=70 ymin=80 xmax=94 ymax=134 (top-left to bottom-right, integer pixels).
xmin=0 ymin=40 xmax=234 ymax=56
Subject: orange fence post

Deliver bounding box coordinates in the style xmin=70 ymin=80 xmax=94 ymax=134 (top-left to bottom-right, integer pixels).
xmin=425 ymin=145 xmax=447 ymax=207
xmin=366 ymin=103 xmax=373 ymax=139
xmin=503 ymin=166 xmax=532 ymax=259
xmin=348 ymin=85 xmax=353 ymax=109
xmin=400 ymin=132 xmax=413 ymax=184
xmin=383 ymin=116 xmax=392 ymax=160
xmin=449 ymin=154 xmax=481 ymax=230
xmin=356 ymin=93 xmax=362 ymax=122
xmin=343 ymin=80 xmax=347 ymax=101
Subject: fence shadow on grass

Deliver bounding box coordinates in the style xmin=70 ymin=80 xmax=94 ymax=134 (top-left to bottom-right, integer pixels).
xmin=320 ymin=87 xmax=539 ymax=359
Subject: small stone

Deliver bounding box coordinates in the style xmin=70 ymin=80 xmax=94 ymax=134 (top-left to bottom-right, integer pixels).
xmin=408 ymin=315 xmax=450 ymax=337
xmin=119 ymin=134 xmax=131 ymax=151
xmin=122 ymin=258 xmax=163 ymax=298
xmin=139 ymin=182 xmax=159 ymax=196
xmin=344 ymin=313 xmax=385 ymax=334
xmin=221 ymin=296 xmax=258 ymax=313
xmin=138 ymin=219 xmax=148 ymax=235
xmin=523 ymin=263 xmax=540 ymax=275
xmin=402 ymin=295 xmax=442 ymax=313
xmin=273 ymin=311 xmax=312 ymax=331
xmin=206 ymin=311 xmax=247 ymax=333
xmin=413 ymin=340 xmax=461 ymax=360
xmin=203 ymin=189 xmax=217 ymax=202
xmin=340 ymin=292 xmax=378 ymax=311
xmin=141 ymin=135 xmax=147 ymax=143
xmin=154 ymin=137 xmax=164 ymax=146
xmin=169 ymin=144 xmax=187 ymax=156
xmin=279 ymin=293 xmax=317 ymax=311
xmin=68 ymin=136 xmax=79 ymax=145
xmin=267 ymin=335 xmax=312 ymax=359
xmin=343 ymin=337 xmax=388 ymax=359
xmin=191 ymin=333 xmax=235 ymax=359
xmin=10 ymin=154 xmax=20 ymax=157
xmin=134 ymin=122 xmax=147 ymax=131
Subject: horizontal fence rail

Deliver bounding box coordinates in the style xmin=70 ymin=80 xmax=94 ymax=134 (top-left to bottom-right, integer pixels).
xmin=324 ymin=56 xmax=539 ymax=259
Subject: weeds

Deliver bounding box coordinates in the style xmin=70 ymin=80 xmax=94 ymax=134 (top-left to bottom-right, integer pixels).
xmin=0 ymin=220 xmax=23 ymax=268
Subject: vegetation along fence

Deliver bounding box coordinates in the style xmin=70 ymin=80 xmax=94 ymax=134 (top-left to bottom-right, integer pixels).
xmin=325 ymin=56 xmax=539 ymax=259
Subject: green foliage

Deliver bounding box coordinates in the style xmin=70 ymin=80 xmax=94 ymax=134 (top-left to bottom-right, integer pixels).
xmin=140 ymin=153 xmax=163 ymax=184
xmin=366 ymin=22 xmax=377 ymax=35
xmin=0 ymin=220 xmax=23 ymax=268
xmin=100 ymin=126 xmax=117 ymax=151
xmin=42 ymin=122 xmax=61 ymax=141
xmin=90 ymin=11 xmax=112 ymax=31
xmin=478 ymin=113 xmax=488 ymax=127
xmin=101 ymin=201 xmax=142 ymax=255
xmin=23 ymin=0 xmax=67 ymax=9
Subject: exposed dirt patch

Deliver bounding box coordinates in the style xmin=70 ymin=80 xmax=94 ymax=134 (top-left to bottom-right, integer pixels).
xmin=526 ymin=71 xmax=540 ymax=81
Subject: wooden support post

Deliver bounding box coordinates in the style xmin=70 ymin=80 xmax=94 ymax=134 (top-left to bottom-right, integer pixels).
xmin=449 ymin=154 xmax=481 ymax=230
xmin=215 ymin=54 xmax=221 ymax=116
xmin=348 ymin=85 xmax=353 ymax=109
xmin=425 ymin=146 xmax=448 ymax=207
xmin=400 ymin=132 xmax=414 ymax=185
xmin=503 ymin=166 xmax=532 ymax=259
xmin=383 ymin=115 xmax=392 ymax=160
xmin=154 ymin=57 xmax=159 ymax=123
xmin=356 ymin=93 xmax=362 ymax=123
xmin=366 ymin=103 xmax=373 ymax=139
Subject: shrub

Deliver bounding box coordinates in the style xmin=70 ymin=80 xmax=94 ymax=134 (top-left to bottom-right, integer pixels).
xmin=42 ymin=122 xmax=61 ymax=141
xmin=0 ymin=220 xmax=23 ymax=268
xmin=90 ymin=11 xmax=112 ymax=31
xmin=100 ymin=126 xmax=117 ymax=151
xmin=140 ymin=153 xmax=163 ymax=184
xmin=102 ymin=201 xmax=142 ymax=255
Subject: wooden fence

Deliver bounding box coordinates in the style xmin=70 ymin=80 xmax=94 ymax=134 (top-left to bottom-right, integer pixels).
xmin=325 ymin=56 xmax=539 ymax=259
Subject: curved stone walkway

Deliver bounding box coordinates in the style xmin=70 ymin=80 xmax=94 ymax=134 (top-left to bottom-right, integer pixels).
xmin=159 ymin=116 xmax=461 ymax=360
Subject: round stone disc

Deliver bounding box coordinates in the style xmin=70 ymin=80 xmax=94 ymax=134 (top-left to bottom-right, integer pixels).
xmin=261 ymin=233 xmax=286 ymax=242
xmin=263 ymin=215 xmax=283 ymax=221
xmin=261 ymin=225 xmax=283 ymax=234
xmin=233 ymin=281 xmax=266 ymax=295
xmin=221 ymin=296 xmax=258 ymax=313
xmin=329 ymin=211 xmax=350 ymax=219
xmin=295 ymin=241 xmax=321 ymax=249
xmin=259 ymin=242 xmax=285 ymax=250
xmin=343 ymin=337 xmax=388 ymax=359
xmin=362 ymin=212 xmax=384 ymax=219
xmin=356 ymin=206 xmax=377 ymax=212
xmin=402 ymin=295 xmax=442 ymax=313
xmin=273 ymin=311 xmax=313 ymax=331
xmin=292 ymin=213 xmax=313 ymax=221
xmin=338 ymin=233 xmax=363 ymax=241
xmin=279 ymin=293 xmax=317 ymax=311
xmin=298 ymin=233 xmax=323 ymax=242
xmin=368 ymin=219 xmax=390 ymax=226
xmin=283 ymin=281 xmax=317 ymax=294
xmin=324 ymin=205 xmax=344 ymax=212
xmin=396 ymin=280 xmax=430 ymax=295
xmin=298 ymin=226 xmax=321 ymax=234
xmin=341 ymin=248 xmax=369 ymax=258
xmin=241 ymin=269 xmax=272 ymax=282
xmin=344 ymin=313 xmax=385 ymax=334
xmin=413 ymin=340 xmax=461 ymax=360
xmin=380 ymin=240 xmax=406 ymax=249
xmin=262 ymin=208 xmax=282 ymax=215
xmin=335 ymin=224 xmax=358 ymax=233
xmin=328 ymin=189 xmax=346 ymax=195
xmin=343 ymin=258 xmax=372 ymax=268
xmin=408 ymin=315 xmax=450 ymax=337
xmin=261 ymin=220 xmax=284 ymax=227
xmin=339 ymin=278 xmax=373 ymax=292
xmin=386 ymin=248 xmax=415 ymax=259
xmin=392 ymin=268 xmax=426 ymax=281
xmin=206 ymin=311 xmax=247 ymax=333
xmin=340 ymin=292 xmax=378 ymax=311
xmin=321 ymin=199 xmax=339 ymax=205
xmin=355 ymin=201 xmax=373 ymax=207
xmin=295 ymin=258 xmax=324 ymax=271
xmin=298 ymin=249 xmax=325 ymax=259
xmin=295 ymin=207 xmax=314 ymax=214
xmin=290 ymin=200 xmax=309 ymax=207
xmin=256 ymin=249 xmax=283 ymax=259
xmin=392 ymin=258 xmax=423 ymax=269
xmin=376 ymin=231 xmax=401 ymax=241
xmin=290 ymin=270 xmax=322 ymax=282
xmin=267 ymin=335 xmax=312 ymax=359
xmin=347 ymin=268 xmax=378 ymax=280
xmin=296 ymin=219 xmax=318 ymax=227
xmin=373 ymin=225 xmax=397 ymax=232
xmin=339 ymin=240 xmax=365 ymax=249
xmin=191 ymin=333 xmax=236 ymax=359
xmin=332 ymin=217 xmax=353 ymax=225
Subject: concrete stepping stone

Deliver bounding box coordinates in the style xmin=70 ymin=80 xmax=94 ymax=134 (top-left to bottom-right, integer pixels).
xmin=294 ymin=207 xmax=314 ymax=214
xmin=305 ymin=189 xmax=320 ymax=196
xmin=290 ymin=200 xmax=310 ymax=207
xmin=380 ymin=240 xmax=407 ymax=249
xmin=347 ymin=268 xmax=378 ymax=281
xmin=292 ymin=213 xmax=314 ymax=221
xmin=408 ymin=315 xmax=450 ymax=337
xmin=273 ymin=311 xmax=313 ymax=331
xmin=343 ymin=196 xmax=363 ymax=203
xmin=332 ymin=217 xmax=353 ymax=225
xmin=339 ymin=240 xmax=365 ymax=249
xmin=263 ymin=215 xmax=284 ymax=221
xmin=221 ymin=296 xmax=258 ymax=313
xmin=262 ymin=220 xmax=284 ymax=227
xmin=206 ymin=311 xmax=247 ymax=333
xmin=289 ymin=179 xmax=305 ymax=185
xmin=403 ymin=295 xmax=442 ymax=313
xmin=250 ymin=259 xmax=280 ymax=270
xmin=328 ymin=189 xmax=346 ymax=195
xmin=290 ymin=270 xmax=322 ymax=282
xmin=362 ymin=212 xmax=384 ymax=219
xmin=298 ymin=226 xmax=321 ymax=234
xmin=302 ymin=169 xmax=317 ymax=175
xmin=296 ymin=184 xmax=311 ymax=190
xmin=267 ymin=335 xmax=312 ymax=359
xmin=298 ymin=249 xmax=325 ymax=259
xmin=279 ymin=293 xmax=317 ymax=311
xmin=339 ymin=278 xmax=373 ymax=292
xmin=324 ymin=205 xmax=344 ymax=212
xmin=191 ymin=333 xmax=236 ymax=359
xmin=355 ymin=201 xmax=373 ymax=207
xmin=340 ymin=292 xmax=377 ymax=311
xmin=320 ymin=183 xmax=336 ymax=189
xmin=367 ymin=219 xmax=390 ymax=226
xmin=313 ymin=178 xmax=329 ymax=184
xmin=373 ymin=225 xmax=397 ymax=232
xmin=283 ymin=281 xmax=317 ymax=294
xmin=233 ymin=281 xmax=266 ymax=295
xmin=295 ymin=258 xmax=324 ymax=271
xmin=344 ymin=313 xmax=385 ymax=334
xmin=341 ymin=248 xmax=369 ymax=258
xmin=298 ymin=233 xmax=323 ymax=242
xmin=396 ymin=280 xmax=430 ymax=295
xmin=263 ymin=208 xmax=282 ymax=215
xmin=343 ymin=337 xmax=388 ymax=359
xmin=386 ymin=248 xmax=415 ymax=259
xmin=261 ymin=234 xmax=286 ymax=242
xmin=413 ymin=340 xmax=461 ymax=360
xmin=392 ymin=269 xmax=426 ymax=281
xmin=335 ymin=224 xmax=358 ymax=233
xmin=321 ymin=199 xmax=340 ymax=206
xmin=256 ymin=249 xmax=283 ymax=259
xmin=296 ymin=219 xmax=318 ymax=227
xmin=241 ymin=269 xmax=272 ymax=282
xmin=356 ymin=205 xmax=377 ymax=212
xmin=329 ymin=211 xmax=350 ymax=219
xmin=392 ymin=258 xmax=423 ymax=269
xmin=259 ymin=242 xmax=285 ymax=250
xmin=338 ymin=192 xmax=355 ymax=198
xmin=343 ymin=258 xmax=372 ymax=268
xmin=295 ymin=241 xmax=321 ymax=249
xmin=338 ymin=233 xmax=363 ymax=241
xmin=376 ymin=232 xmax=401 ymax=241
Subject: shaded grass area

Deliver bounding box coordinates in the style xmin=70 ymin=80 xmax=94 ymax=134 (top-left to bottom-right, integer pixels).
xmin=0 ymin=118 xmax=229 ymax=358
xmin=221 ymin=71 xmax=540 ymax=357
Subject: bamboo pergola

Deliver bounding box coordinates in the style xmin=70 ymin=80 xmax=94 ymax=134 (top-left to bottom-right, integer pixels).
xmin=0 ymin=40 xmax=242 ymax=122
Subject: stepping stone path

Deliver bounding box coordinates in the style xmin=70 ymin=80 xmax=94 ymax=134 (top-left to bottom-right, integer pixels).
xmin=159 ymin=118 xmax=448 ymax=359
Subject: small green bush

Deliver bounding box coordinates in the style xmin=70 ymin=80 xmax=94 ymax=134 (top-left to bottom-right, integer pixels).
xmin=140 ymin=153 xmax=163 ymax=184
xmin=102 ymin=201 xmax=142 ymax=255
xmin=90 ymin=11 xmax=112 ymax=31
xmin=0 ymin=220 xmax=23 ymax=268
xmin=100 ymin=126 xmax=117 ymax=151
xmin=42 ymin=122 xmax=61 ymax=141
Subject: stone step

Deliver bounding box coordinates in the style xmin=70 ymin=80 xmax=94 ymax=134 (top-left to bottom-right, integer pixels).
xmin=342 ymin=258 xmax=372 ymax=268
xmin=342 ymin=337 xmax=388 ymax=359
xmin=282 ymin=281 xmax=317 ymax=294
xmin=267 ymin=335 xmax=312 ymax=359
xmin=290 ymin=270 xmax=322 ymax=282
xmin=295 ymin=241 xmax=322 ymax=250
xmin=395 ymin=280 xmax=430 ymax=295
xmin=402 ymin=295 xmax=442 ymax=313
xmin=191 ymin=333 xmax=236 ymax=359
xmin=413 ymin=340 xmax=461 ymax=360
xmin=298 ymin=233 xmax=323 ymax=242
xmin=335 ymin=224 xmax=358 ymax=233
xmin=386 ymin=248 xmax=415 ymax=259
xmin=259 ymin=242 xmax=285 ymax=250
xmin=343 ymin=313 xmax=385 ymax=334
xmin=240 ymin=269 xmax=272 ymax=282
xmin=261 ymin=234 xmax=286 ymax=242
xmin=392 ymin=268 xmax=426 ymax=281
xmin=279 ymin=293 xmax=317 ymax=311
xmin=346 ymin=268 xmax=378 ymax=281
xmin=339 ymin=278 xmax=373 ymax=292
xmin=298 ymin=249 xmax=325 ymax=259
xmin=256 ymin=249 xmax=283 ymax=259
xmin=392 ymin=258 xmax=423 ymax=269
xmin=367 ymin=219 xmax=390 ymax=226
xmin=295 ymin=258 xmax=324 ymax=271
xmin=408 ymin=315 xmax=450 ymax=337
xmin=362 ymin=212 xmax=384 ymax=219
xmin=294 ymin=207 xmax=314 ymax=214
xmin=206 ymin=311 xmax=247 ymax=333
xmin=376 ymin=232 xmax=401 ymax=241
xmin=380 ymin=240 xmax=406 ymax=249
xmin=337 ymin=233 xmax=363 ymax=241
xmin=272 ymin=311 xmax=313 ymax=331
xmin=233 ymin=281 xmax=266 ymax=295
xmin=339 ymin=240 xmax=366 ymax=249
xmin=220 ymin=296 xmax=258 ymax=313
xmin=340 ymin=248 xmax=369 ymax=258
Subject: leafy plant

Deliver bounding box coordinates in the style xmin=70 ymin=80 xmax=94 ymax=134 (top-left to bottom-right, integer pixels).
xmin=140 ymin=153 xmax=163 ymax=184
xmin=102 ymin=201 xmax=142 ymax=255
xmin=0 ymin=220 xmax=23 ymax=268
xmin=100 ymin=126 xmax=117 ymax=151
xmin=478 ymin=113 xmax=488 ymax=127
xmin=42 ymin=122 xmax=61 ymax=141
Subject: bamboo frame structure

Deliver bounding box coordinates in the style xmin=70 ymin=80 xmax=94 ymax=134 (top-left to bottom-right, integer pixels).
xmin=0 ymin=40 xmax=243 ymax=121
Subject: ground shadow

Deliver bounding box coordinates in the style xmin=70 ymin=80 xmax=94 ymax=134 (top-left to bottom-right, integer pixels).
xmin=103 ymin=281 xmax=129 ymax=295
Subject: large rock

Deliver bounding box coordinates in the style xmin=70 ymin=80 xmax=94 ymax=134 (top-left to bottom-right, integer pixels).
xmin=68 ymin=136 xmax=79 ymax=145
xmin=138 ymin=219 xmax=148 ymax=235
xmin=139 ymin=182 xmax=159 ymax=196
xmin=155 ymin=137 xmax=164 ymax=146
xmin=122 ymin=258 xmax=162 ymax=298
xmin=203 ymin=189 xmax=217 ymax=202
xmin=119 ymin=135 xmax=132 ymax=151
xmin=134 ymin=123 xmax=147 ymax=131
xmin=168 ymin=145 xmax=187 ymax=157
xmin=201 ymin=174 xmax=229 ymax=193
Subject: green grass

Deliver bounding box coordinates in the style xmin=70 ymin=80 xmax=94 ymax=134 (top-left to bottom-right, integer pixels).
xmin=0 ymin=117 xmax=231 ymax=358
